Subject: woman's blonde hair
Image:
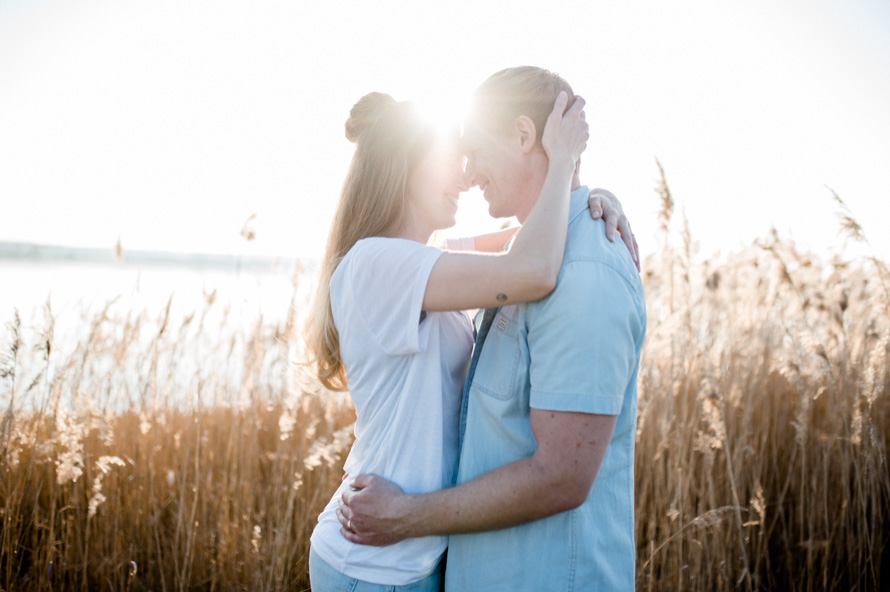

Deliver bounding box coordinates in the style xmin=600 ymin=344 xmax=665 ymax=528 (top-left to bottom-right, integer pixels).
xmin=303 ymin=92 xmax=436 ymax=391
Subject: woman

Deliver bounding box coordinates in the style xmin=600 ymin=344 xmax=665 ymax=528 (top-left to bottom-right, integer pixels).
xmin=304 ymin=90 xmax=614 ymax=590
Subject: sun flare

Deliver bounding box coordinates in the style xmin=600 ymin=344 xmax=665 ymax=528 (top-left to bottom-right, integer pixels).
xmin=414 ymin=91 xmax=471 ymax=138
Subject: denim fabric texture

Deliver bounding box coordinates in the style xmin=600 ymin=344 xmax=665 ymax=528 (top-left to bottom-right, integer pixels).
xmin=309 ymin=547 xmax=444 ymax=592
xmin=445 ymin=186 xmax=647 ymax=592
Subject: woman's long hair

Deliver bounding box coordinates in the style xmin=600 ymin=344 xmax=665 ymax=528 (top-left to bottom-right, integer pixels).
xmin=303 ymin=92 xmax=435 ymax=391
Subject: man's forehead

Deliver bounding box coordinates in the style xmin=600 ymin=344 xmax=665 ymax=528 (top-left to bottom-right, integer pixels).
xmin=460 ymin=119 xmax=485 ymax=146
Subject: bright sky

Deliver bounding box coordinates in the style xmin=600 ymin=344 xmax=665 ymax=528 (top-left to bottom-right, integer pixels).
xmin=1 ymin=0 xmax=888 ymax=261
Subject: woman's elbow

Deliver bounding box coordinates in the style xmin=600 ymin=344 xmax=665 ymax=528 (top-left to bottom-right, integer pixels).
xmin=530 ymin=262 xmax=559 ymax=298
xmin=503 ymin=255 xmax=559 ymax=301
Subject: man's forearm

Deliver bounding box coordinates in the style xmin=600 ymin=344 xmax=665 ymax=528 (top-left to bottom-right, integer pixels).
xmin=399 ymin=454 xmax=581 ymax=538
xmin=340 ymin=411 xmax=614 ymax=545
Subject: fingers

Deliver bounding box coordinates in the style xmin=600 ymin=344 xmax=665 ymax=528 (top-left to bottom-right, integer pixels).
xmin=349 ymin=473 xmax=371 ymax=490
xmin=614 ymin=211 xmax=640 ymax=269
xmin=541 ymin=92 xmax=588 ymax=162
xmin=588 ymin=194 xmax=603 ymax=220
xmin=605 ymin=214 xmax=619 ymax=243
xmin=620 ymin=226 xmax=639 ymax=269
xmin=596 ymin=190 xmax=620 ymax=242
xmin=590 ymin=188 xmax=620 ymax=212
xmin=591 ymin=190 xmax=619 ymax=239
xmin=337 ymin=473 xmax=374 ymax=527
xmin=565 ymin=94 xmax=586 ymax=118
xmin=612 ymin=218 xmax=640 ymax=270
xmin=337 ymin=500 xmax=365 ymax=538
xmin=544 ymin=91 xmax=569 ymax=135
xmin=337 ymin=503 xmax=361 ymax=545
xmin=339 ymin=476 xmax=361 ymax=508
xmin=340 ymin=526 xmax=361 ymax=544
xmin=336 ymin=505 xmax=351 ymax=529
xmin=337 ymin=506 xmax=380 ymax=546
xmin=589 ymin=187 xmax=640 ymax=270
xmin=549 ymin=90 xmax=569 ymax=120
xmin=632 ymin=234 xmax=641 ymax=272
xmin=564 ymin=95 xmax=588 ymax=158
xmin=590 ymin=188 xmax=619 ymax=240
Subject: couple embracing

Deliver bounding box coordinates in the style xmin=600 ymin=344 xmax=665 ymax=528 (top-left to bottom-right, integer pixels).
xmin=304 ymin=66 xmax=647 ymax=591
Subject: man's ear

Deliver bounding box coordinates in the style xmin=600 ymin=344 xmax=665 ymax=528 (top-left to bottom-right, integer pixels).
xmin=514 ymin=115 xmax=538 ymax=154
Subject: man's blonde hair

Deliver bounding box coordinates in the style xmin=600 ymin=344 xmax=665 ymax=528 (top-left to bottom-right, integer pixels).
xmin=470 ymin=66 xmax=575 ymax=143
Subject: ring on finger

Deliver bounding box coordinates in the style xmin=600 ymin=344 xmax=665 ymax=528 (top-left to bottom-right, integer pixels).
xmin=348 ymin=519 xmax=353 ymax=532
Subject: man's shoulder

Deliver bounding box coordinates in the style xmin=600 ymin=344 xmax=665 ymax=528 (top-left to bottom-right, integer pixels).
xmin=561 ymin=217 xmax=642 ymax=293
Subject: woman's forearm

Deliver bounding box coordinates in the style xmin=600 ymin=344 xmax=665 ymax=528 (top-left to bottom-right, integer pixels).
xmin=501 ymin=157 xmax=576 ymax=287
xmin=468 ymin=227 xmax=519 ymax=253
xmin=418 ymin=93 xmax=586 ymax=312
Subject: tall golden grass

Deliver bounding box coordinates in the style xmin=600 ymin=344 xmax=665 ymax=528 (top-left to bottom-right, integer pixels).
xmin=636 ymin=166 xmax=888 ymax=591
xmin=1 ymin=169 xmax=888 ymax=590
xmin=1 ymin=275 xmax=356 ymax=591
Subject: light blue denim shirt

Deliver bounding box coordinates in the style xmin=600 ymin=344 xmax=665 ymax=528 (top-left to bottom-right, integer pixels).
xmin=446 ymin=186 xmax=647 ymax=592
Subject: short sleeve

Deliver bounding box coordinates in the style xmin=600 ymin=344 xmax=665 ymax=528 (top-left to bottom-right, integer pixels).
xmin=335 ymin=238 xmax=443 ymax=356
xmin=527 ymin=260 xmax=645 ymax=415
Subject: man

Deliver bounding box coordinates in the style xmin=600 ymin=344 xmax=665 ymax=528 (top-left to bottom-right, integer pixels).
xmin=338 ymin=66 xmax=647 ymax=591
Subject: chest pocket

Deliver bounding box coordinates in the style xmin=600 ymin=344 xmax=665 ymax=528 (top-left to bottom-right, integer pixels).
xmin=471 ymin=306 xmax=521 ymax=400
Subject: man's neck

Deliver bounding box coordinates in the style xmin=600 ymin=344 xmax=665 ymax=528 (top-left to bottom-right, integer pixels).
xmin=515 ymin=158 xmax=583 ymax=224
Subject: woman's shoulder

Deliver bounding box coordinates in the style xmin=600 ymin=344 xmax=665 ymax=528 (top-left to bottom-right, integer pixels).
xmin=346 ymin=237 xmax=438 ymax=265
xmin=334 ymin=237 xmax=432 ymax=286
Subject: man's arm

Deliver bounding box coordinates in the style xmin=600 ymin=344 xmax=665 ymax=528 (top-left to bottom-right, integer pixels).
xmin=338 ymin=409 xmax=616 ymax=545
xmin=339 ymin=260 xmax=642 ymax=545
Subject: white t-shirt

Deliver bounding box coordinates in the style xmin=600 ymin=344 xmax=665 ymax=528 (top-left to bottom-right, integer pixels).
xmin=310 ymin=237 xmax=474 ymax=585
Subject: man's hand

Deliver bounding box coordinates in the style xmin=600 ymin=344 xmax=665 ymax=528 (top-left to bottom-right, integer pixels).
xmin=337 ymin=474 xmax=414 ymax=546
xmin=588 ymin=188 xmax=640 ymax=271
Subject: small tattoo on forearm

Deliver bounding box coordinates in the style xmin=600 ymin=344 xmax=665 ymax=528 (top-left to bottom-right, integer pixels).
xmin=496 ymin=293 xmax=508 ymax=302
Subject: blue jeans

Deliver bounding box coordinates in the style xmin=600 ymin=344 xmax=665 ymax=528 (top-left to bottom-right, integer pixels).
xmin=309 ymin=547 xmax=444 ymax=592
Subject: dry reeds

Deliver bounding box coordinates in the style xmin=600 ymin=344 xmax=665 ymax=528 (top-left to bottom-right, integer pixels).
xmin=1 ymin=283 xmax=354 ymax=591
xmin=636 ymin=176 xmax=889 ymax=591
xmin=1 ymin=171 xmax=888 ymax=590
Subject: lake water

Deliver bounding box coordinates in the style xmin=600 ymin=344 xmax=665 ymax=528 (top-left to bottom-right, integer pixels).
xmin=0 ymin=256 xmax=317 ymax=355
xmin=0 ymin=254 xmax=321 ymax=411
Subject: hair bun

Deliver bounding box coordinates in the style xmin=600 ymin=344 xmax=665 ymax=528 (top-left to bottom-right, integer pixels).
xmin=345 ymin=92 xmax=395 ymax=143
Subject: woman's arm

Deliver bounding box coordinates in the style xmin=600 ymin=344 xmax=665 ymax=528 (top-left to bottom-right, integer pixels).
xmin=445 ymin=227 xmax=518 ymax=253
xmin=448 ymin=189 xmax=640 ymax=267
xmin=421 ymin=92 xmax=586 ymax=312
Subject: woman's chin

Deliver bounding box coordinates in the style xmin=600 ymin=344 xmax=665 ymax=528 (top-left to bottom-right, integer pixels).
xmin=437 ymin=216 xmax=457 ymax=231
